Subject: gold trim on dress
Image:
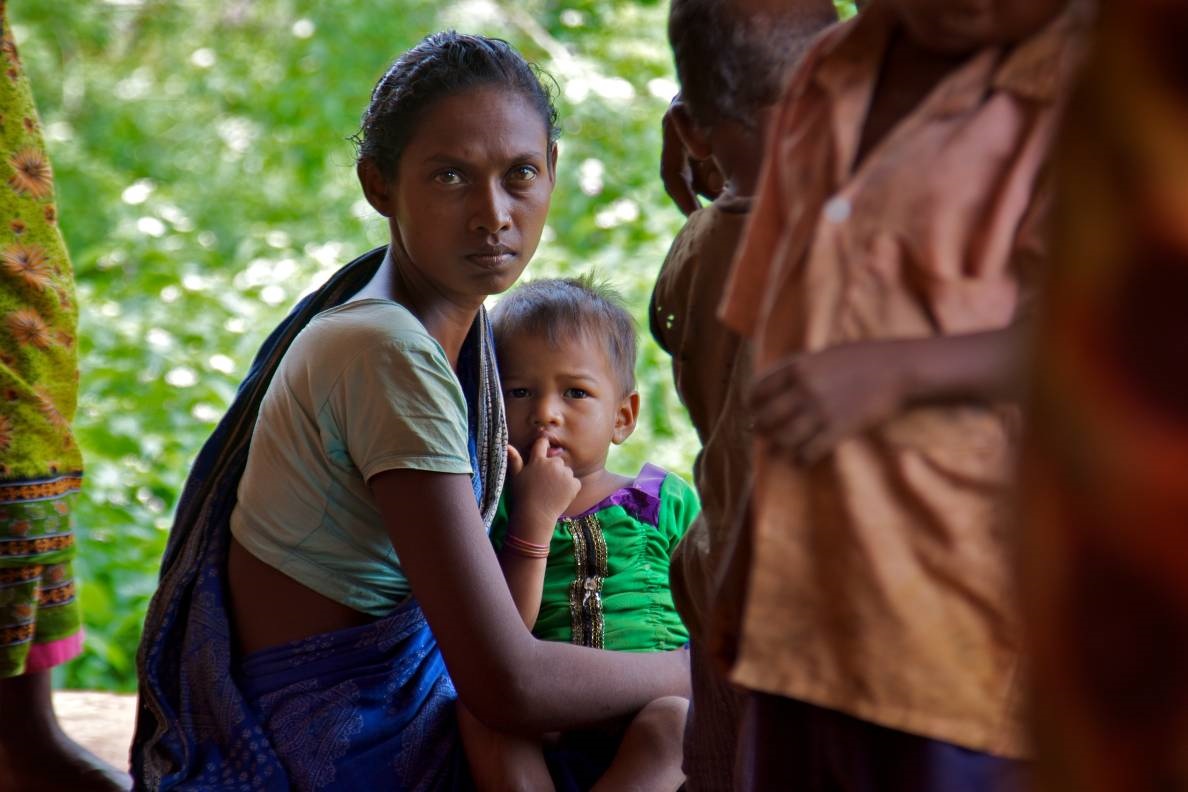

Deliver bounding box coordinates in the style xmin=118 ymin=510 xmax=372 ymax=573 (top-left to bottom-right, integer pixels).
xmin=564 ymin=513 xmax=608 ymax=648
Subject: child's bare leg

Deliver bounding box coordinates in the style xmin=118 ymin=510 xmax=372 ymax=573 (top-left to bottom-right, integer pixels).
xmin=456 ymin=701 xmax=555 ymax=792
xmin=0 ymin=670 xmax=131 ymax=792
xmin=592 ymin=695 xmax=688 ymax=792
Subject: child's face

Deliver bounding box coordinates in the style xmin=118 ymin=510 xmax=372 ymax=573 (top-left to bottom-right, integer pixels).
xmin=499 ymin=329 xmax=638 ymax=482
xmin=887 ymin=0 xmax=1067 ymax=53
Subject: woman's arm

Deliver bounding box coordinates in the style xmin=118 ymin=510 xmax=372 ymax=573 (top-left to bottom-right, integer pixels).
xmin=370 ymin=469 xmax=690 ymax=734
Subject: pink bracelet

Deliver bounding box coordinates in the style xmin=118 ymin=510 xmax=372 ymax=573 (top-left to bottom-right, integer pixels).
xmin=504 ymin=533 xmax=551 ymax=558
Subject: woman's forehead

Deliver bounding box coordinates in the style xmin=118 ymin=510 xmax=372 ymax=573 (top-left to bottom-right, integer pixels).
xmin=403 ymin=87 xmax=550 ymax=163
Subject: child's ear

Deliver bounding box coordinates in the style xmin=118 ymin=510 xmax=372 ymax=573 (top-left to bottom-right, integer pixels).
xmin=357 ymin=158 xmax=395 ymax=218
xmin=611 ymin=391 xmax=640 ymax=445
xmin=669 ymin=101 xmax=713 ymax=162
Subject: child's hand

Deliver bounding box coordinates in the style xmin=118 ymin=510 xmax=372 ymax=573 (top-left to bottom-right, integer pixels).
xmin=750 ymin=342 xmax=906 ymax=466
xmin=507 ymin=436 xmax=581 ymax=540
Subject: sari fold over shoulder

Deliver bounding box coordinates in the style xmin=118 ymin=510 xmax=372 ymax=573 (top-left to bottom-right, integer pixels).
xmin=131 ymin=246 xmax=507 ymax=791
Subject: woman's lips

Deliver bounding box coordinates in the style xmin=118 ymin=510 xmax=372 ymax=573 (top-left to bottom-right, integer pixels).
xmin=467 ymin=248 xmax=515 ymax=268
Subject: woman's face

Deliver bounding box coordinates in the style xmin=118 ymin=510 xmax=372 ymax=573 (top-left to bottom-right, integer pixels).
xmin=386 ymin=86 xmax=556 ymax=304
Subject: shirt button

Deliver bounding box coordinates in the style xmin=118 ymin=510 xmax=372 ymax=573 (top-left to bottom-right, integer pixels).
xmin=824 ymin=195 xmax=851 ymax=224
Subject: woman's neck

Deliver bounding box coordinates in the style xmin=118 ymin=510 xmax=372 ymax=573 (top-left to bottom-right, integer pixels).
xmin=357 ymin=246 xmax=482 ymax=367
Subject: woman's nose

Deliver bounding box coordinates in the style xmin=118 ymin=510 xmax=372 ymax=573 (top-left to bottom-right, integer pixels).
xmin=469 ymin=182 xmax=512 ymax=235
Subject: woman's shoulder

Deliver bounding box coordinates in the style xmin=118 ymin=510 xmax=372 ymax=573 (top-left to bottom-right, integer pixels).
xmin=296 ymin=299 xmax=447 ymax=365
xmin=310 ymin=298 xmax=430 ymax=339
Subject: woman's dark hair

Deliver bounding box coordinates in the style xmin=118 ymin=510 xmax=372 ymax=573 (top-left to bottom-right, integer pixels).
xmin=491 ymin=275 xmax=638 ymax=395
xmin=354 ymin=31 xmax=560 ymax=178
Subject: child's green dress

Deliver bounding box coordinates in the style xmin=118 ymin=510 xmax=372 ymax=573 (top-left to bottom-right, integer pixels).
xmin=491 ymin=463 xmax=698 ymax=652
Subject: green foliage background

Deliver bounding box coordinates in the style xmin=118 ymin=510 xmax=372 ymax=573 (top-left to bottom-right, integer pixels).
xmin=10 ymin=0 xmax=858 ymax=691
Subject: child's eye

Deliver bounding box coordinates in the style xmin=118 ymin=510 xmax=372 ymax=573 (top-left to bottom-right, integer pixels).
xmin=434 ymin=169 xmax=464 ymax=185
xmin=508 ymin=165 xmax=538 ymax=183
xmin=565 ymin=388 xmax=589 ymax=399
xmin=506 ymin=387 xmax=530 ymax=399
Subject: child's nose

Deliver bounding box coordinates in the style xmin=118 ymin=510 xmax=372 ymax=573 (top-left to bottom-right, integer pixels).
xmin=530 ymin=397 xmax=561 ymax=425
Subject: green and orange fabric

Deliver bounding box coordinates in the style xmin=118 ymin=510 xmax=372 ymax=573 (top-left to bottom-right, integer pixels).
xmin=0 ymin=1 xmax=83 ymax=677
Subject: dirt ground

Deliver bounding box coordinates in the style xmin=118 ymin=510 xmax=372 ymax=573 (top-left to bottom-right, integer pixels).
xmin=54 ymin=690 xmax=137 ymax=771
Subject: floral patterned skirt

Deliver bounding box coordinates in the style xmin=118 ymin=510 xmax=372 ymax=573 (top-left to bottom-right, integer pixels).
xmin=0 ymin=1 xmax=84 ymax=677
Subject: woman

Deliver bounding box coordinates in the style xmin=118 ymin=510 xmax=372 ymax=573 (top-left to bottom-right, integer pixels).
xmin=0 ymin=5 xmax=129 ymax=789
xmin=132 ymin=32 xmax=689 ymax=791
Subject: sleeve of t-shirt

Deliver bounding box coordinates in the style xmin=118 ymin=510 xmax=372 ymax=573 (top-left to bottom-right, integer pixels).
xmin=650 ymin=213 xmax=701 ymax=357
xmin=658 ymin=473 xmax=701 ymax=556
xmin=326 ymin=332 xmax=473 ymax=483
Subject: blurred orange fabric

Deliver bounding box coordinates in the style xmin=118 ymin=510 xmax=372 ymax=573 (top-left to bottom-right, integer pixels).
xmin=1022 ymin=1 xmax=1188 ymax=788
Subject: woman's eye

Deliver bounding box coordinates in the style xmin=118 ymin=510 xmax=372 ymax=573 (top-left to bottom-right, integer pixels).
xmin=565 ymin=388 xmax=589 ymax=399
xmin=508 ymin=165 xmax=538 ymax=183
xmin=434 ymin=169 xmax=463 ymax=185
xmin=506 ymin=387 xmax=529 ymax=399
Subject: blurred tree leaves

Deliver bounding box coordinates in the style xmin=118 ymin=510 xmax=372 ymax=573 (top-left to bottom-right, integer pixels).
xmin=11 ymin=0 xmax=857 ymax=691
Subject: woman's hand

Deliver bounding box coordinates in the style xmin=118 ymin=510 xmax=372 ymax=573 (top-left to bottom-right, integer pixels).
xmin=751 ymin=342 xmax=906 ymax=466
xmin=507 ymin=436 xmax=580 ymax=542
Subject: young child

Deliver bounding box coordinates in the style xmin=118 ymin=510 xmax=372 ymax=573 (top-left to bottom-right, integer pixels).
xmin=652 ymin=0 xmax=837 ymax=788
xmin=458 ymin=277 xmax=698 ymax=792
xmin=713 ymin=0 xmax=1089 ymax=789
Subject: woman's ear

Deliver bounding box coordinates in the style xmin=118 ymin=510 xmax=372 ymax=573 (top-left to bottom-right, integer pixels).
xmin=611 ymin=391 xmax=641 ymax=445
xmin=669 ymin=101 xmax=713 ymax=162
xmin=547 ymin=141 xmax=559 ymax=183
xmin=357 ymin=158 xmax=395 ymax=218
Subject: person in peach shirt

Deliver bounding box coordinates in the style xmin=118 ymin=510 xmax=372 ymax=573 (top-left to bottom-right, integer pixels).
xmin=715 ymin=0 xmax=1088 ymax=788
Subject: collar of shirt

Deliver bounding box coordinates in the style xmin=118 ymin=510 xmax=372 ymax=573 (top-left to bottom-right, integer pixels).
xmin=812 ymin=1 xmax=1090 ymax=129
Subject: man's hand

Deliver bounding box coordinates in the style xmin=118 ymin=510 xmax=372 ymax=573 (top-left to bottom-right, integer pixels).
xmin=750 ymin=329 xmax=1025 ymax=465
xmin=750 ymin=342 xmax=906 ymax=465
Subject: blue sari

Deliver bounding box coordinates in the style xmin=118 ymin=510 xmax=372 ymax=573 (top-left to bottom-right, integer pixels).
xmin=132 ymin=246 xmax=507 ymax=791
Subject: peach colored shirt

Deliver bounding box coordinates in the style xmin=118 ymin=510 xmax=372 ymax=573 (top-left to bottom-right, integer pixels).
xmin=719 ymin=2 xmax=1087 ymax=757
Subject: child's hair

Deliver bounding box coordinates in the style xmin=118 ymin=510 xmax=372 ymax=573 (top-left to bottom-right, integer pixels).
xmin=354 ymin=31 xmax=560 ymax=178
xmin=668 ymin=0 xmax=836 ymax=127
xmin=491 ymin=275 xmax=638 ymax=395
